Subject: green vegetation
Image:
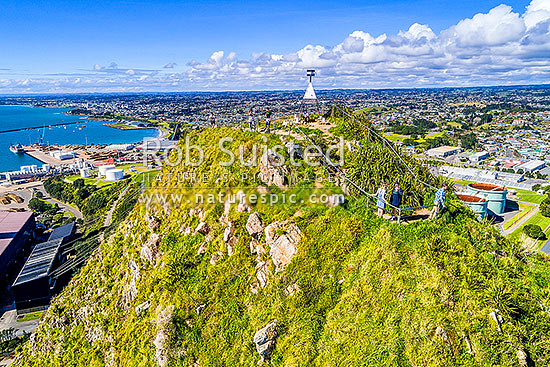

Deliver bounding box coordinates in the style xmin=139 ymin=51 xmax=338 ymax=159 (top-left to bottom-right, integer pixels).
xmin=501 ymin=203 xmax=534 ymax=231
xmin=513 ymin=188 xmax=546 ymax=205
xmin=459 ymin=133 xmax=479 ymax=150
xmin=523 ymin=224 xmax=546 ymax=240
xmin=15 ymin=126 xmax=550 ymax=366
xmin=16 ymin=311 xmax=44 ymax=323
xmin=511 ymin=211 xmax=550 ymax=241
xmin=0 ymin=329 xmax=29 ymax=356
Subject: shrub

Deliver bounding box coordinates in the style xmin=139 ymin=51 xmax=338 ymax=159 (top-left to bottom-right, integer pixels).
xmin=523 ymin=224 xmax=545 ymax=239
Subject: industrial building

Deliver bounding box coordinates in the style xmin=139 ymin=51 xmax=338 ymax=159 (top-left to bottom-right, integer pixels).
xmin=425 ymin=145 xmax=462 ymax=158
xmin=0 ymin=212 xmax=35 ymax=275
xmin=516 ymin=160 xmax=546 ymax=173
xmin=11 ymin=238 xmax=63 ymax=311
xmin=438 ymin=166 xmax=533 ymax=190
xmin=11 ymin=222 xmax=75 ymax=312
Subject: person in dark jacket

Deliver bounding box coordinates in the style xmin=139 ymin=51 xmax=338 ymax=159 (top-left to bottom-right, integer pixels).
xmin=390 ymin=183 xmax=403 ymax=220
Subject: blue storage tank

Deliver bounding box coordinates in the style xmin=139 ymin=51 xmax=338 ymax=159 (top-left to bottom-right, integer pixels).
xmin=457 ymin=193 xmax=488 ymax=220
xmin=466 ymin=183 xmax=507 ymax=215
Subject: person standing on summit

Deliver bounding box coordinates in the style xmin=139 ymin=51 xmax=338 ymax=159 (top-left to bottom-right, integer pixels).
xmin=248 ymin=107 xmax=256 ymax=131
xmin=390 ymin=183 xmax=403 ymax=221
xmin=376 ymin=183 xmax=387 ymax=217
xmin=265 ymin=107 xmax=272 ymax=132
xmin=429 ymin=183 xmax=448 ymax=220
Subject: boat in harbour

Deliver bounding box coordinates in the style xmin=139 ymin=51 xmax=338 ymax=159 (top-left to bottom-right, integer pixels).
xmin=9 ymin=143 xmax=25 ymax=154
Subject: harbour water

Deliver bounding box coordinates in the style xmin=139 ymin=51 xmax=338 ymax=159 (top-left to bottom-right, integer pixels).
xmin=0 ymin=105 xmax=161 ymax=172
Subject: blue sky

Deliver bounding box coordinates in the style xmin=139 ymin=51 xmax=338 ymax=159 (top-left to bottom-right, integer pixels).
xmin=0 ymin=0 xmax=548 ymax=93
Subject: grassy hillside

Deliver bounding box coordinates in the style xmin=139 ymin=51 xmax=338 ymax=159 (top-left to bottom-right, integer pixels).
xmin=14 ymin=127 xmax=550 ymax=366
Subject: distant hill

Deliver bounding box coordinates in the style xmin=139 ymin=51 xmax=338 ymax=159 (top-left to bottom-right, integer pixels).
xmin=14 ymin=126 xmax=550 ymax=366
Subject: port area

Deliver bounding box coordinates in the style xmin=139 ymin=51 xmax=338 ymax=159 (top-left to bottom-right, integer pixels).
xmin=23 ymin=147 xmax=77 ymax=165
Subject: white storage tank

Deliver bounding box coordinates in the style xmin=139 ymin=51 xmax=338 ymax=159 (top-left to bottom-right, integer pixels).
xmin=99 ymin=164 xmax=116 ymax=176
xmin=105 ymin=169 xmax=124 ymax=181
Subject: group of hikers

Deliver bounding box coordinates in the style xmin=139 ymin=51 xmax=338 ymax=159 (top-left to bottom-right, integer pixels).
xmin=375 ymin=182 xmax=448 ymax=221
xmin=207 ymin=107 xmax=272 ymax=131
xmin=247 ymin=107 xmax=272 ymax=132
xmin=209 ymin=107 xmax=450 ymax=222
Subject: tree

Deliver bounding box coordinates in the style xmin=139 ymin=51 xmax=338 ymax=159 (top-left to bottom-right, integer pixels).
xmin=460 ymin=133 xmax=478 ymax=150
xmin=34 ymin=191 xmax=44 ymax=199
xmin=28 ymin=198 xmax=52 ymax=214
xmin=73 ymin=178 xmax=85 ymax=189
xmin=523 ymin=224 xmax=545 ymax=239
xmin=540 ymin=195 xmax=550 ymax=218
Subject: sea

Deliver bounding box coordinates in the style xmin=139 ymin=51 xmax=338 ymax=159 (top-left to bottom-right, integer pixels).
xmin=0 ymin=105 xmax=161 ymax=172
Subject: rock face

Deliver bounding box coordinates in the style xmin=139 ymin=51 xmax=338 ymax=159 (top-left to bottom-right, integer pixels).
xmin=195 ymin=222 xmax=209 ymax=235
xmin=224 ymin=222 xmax=237 ymax=255
xmin=246 ymin=212 xmax=265 ymax=237
xmin=259 ymin=150 xmax=289 ymax=189
xmin=236 ymin=190 xmax=251 ymax=213
xmin=153 ymin=306 xmax=174 ymax=367
xmin=141 ymin=233 xmax=161 ymax=265
xmin=147 ymin=214 xmax=161 ymax=233
xmin=265 ymin=222 xmax=303 ymax=272
xmin=256 ymin=260 xmax=269 ymax=289
xmin=326 ymin=194 xmax=346 ymax=207
xmin=285 ymin=141 xmax=302 ymax=159
xmin=254 ymin=320 xmax=278 ymax=364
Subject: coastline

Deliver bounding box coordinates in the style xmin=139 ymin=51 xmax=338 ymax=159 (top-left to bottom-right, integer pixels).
xmin=0 ymin=105 xmax=167 ymax=173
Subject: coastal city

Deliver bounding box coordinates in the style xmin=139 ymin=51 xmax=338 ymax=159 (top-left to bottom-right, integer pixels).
xmin=2 ymin=0 xmax=550 ymax=365
xmin=2 ymin=87 xmax=550 ymax=324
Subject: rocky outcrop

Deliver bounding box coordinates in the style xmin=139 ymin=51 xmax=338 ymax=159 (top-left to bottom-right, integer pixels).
xmin=265 ymin=222 xmax=303 ymax=272
xmin=195 ymin=222 xmax=209 ymax=235
xmin=197 ymin=234 xmax=212 ymax=255
xmin=147 ymin=214 xmax=161 ymax=233
xmin=283 ymin=283 xmax=299 ymax=296
xmin=153 ymin=306 xmax=174 ymax=367
xmin=236 ymin=190 xmax=251 ymax=213
xmin=210 ymin=251 xmax=223 ymax=265
xmin=254 ymin=320 xmax=278 ymax=364
xmin=224 ymin=222 xmax=237 ymax=255
xmin=249 ymin=238 xmax=265 ymax=255
xmin=326 ymin=194 xmax=346 ymax=207
xmin=285 ymin=141 xmax=302 ymax=159
xmin=489 ymin=309 xmax=503 ymax=333
xmin=135 ymin=301 xmax=151 ymax=316
xmin=259 ymin=150 xmax=289 ymax=189
xmin=122 ymin=260 xmax=140 ymax=309
xmin=141 ymin=233 xmax=161 ymax=265
xmin=246 ymin=212 xmax=265 ymax=237
xmin=256 ymin=260 xmax=269 ymax=289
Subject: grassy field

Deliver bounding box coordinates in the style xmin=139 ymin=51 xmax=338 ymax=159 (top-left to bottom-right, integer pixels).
xmin=383 ymin=133 xmax=408 ymax=142
xmin=502 ymin=202 xmax=535 ymax=231
xmin=510 ymin=211 xmax=550 ymax=241
xmin=16 ymin=311 xmax=44 ymax=323
xmin=513 ymin=188 xmax=546 ymax=204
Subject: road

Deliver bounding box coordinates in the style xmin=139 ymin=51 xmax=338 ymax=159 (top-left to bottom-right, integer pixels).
xmin=35 ymin=185 xmax=83 ymax=219
xmin=0 ymin=310 xmax=40 ymax=337
xmin=502 ymin=203 xmax=539 ymax=236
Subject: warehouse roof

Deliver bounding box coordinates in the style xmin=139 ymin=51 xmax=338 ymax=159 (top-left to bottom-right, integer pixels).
xmin=48 ymin=222 xmax=75 ymax=242
xmin=0 ymin=212 xmax=34 ymax=257
xmin=12 ymin=239 xmax=63 ymax=286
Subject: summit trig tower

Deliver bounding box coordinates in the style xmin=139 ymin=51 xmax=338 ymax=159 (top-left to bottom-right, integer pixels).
xmin=301 ymin=69 xmax=320 ymax=115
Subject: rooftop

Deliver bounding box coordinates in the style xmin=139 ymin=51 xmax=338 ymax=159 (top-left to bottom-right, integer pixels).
xmin=13 ymin=238 xmax=62 ymax=286
xmin=0 ymin=211 xmax=34 ymax=256
xmin=48 ymin=222 xmax=75 ymax=242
